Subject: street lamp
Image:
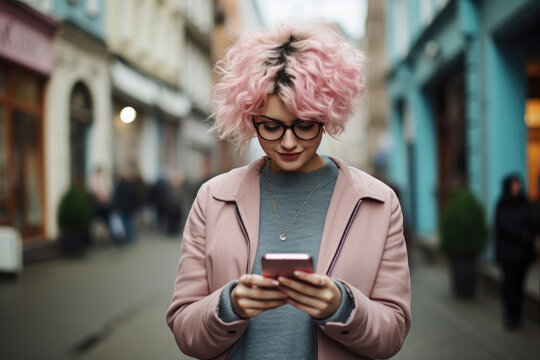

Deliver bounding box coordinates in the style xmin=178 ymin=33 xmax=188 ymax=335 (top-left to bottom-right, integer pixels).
xmin=120 ymin=106 xmax=137 ymax=124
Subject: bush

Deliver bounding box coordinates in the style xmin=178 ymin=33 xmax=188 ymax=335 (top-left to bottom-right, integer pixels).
xmin=440 ymin=188 xmax=489 ymax=257
xmin=57 ymin=186 xmax=93 ymax=232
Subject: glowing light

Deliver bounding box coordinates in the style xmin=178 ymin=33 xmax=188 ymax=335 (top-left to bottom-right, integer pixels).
xmin=120 ymin=106 xmax=137 ymax=124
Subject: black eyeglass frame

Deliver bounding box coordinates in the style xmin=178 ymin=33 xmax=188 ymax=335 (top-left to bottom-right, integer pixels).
xmin=252 ymin=115 xmax=325 ymax=141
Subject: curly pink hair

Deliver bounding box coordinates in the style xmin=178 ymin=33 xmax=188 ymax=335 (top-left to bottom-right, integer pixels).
xmin=212 ymin=21 xmax=365 ymax=150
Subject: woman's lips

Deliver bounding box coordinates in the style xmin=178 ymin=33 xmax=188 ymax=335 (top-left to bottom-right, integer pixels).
xmin=279 ymin=152 xmax=301 ymax=160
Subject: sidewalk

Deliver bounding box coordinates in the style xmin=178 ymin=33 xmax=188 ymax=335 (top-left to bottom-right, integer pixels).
xmin=394 ymin=252 xmax=540 ymax=360
xmin=0 ymin=231 xmax=190 ymax=360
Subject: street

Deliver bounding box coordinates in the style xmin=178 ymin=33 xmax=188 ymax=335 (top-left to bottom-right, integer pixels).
xmin=1 ymin=231 xmax=539 ymax=360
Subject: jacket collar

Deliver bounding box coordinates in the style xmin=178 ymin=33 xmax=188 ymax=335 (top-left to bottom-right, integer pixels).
xmin=212 ymin=156 xmax=385 ymax=203
xmin=329 ymin=157 xmax=385 ymax=203
xmin=212 ymin=157 xmax=266 ymax=203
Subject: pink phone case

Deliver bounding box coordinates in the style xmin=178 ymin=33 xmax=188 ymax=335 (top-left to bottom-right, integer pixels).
xmin=261 ymin=253 xmax=314 ymax=279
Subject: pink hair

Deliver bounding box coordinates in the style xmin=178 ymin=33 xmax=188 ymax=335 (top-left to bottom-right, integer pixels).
xmin=212 ymin=21 xmax=365 ymax=150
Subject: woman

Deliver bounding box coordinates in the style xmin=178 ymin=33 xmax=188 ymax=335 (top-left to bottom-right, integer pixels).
xmin=166 ymin=22 xmax=411 ymax=359
xmin=495 ymin=174 xmax=535 ymax=329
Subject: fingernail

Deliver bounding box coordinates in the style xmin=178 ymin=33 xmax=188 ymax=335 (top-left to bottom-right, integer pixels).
xmin=271 ymin=280 xmax=279 ymax=286
xmin=293 ymin=271 xmax=301 ymax=277
xmin=278 ymin=276 xmax=285 ymax=282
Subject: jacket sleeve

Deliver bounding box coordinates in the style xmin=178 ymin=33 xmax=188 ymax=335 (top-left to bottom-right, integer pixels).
xmin=319 ymin=193 xmax=411 ymax=359
xmin=166 ymin=184 xmax=249 ymax=359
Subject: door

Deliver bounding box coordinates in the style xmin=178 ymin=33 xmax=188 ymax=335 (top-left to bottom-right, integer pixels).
xmin=436 ymin=67 xmax=467 ymax=213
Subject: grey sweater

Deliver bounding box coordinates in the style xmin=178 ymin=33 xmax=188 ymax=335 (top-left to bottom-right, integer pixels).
xmin=218 ymin=156 xmax=354 ymax=359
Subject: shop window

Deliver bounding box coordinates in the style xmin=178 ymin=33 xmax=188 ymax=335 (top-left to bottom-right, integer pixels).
xmin=13 ymin=111 xmax=43 ymax=230
xmin=436 ymin=67 xmax=467 ymax=213
xmin=12 ymin=70 xmax=40 ymax=104
xmin=69 ymin=82 xmax=93 ymax=186
xmin=0 ymin=63 xmax=45 ymax=240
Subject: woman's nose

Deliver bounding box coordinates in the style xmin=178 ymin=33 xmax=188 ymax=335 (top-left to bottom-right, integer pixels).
xmin=280 ymin=128 xmax=297 ymax=149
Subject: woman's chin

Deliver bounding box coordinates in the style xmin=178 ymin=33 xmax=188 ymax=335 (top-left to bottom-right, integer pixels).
xmin=269 ymin=153 xmax=321 ymax=173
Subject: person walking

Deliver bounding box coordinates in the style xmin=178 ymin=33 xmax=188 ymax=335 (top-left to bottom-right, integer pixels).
xmin=495 ymin=174 xmax=536 ymax=329
xmin=166 ymin=21 xmax=411 ymax=360
xmin=112 ymin=165 xmax=144 ymax=244
xmin=88 ymin=166 xmax=112 ymax=223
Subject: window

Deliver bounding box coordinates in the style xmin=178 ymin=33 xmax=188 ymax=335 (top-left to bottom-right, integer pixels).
xmin=0 ymin=63 xmax=45 ymax=239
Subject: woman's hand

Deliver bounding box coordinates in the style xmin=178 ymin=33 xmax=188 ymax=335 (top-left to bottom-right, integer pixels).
xmin=278 ymin=271 xmax=342 ymax=319
xmin=230 ymin=274 xmax=288 ymax=319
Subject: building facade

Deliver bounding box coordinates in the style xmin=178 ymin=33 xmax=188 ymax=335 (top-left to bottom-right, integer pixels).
xmin=106 ymin=0 xmax=191 ymax=185
xmin=365 ymin=0 xmax=390 ymax=178
xmin=178 ymin=0 xmax=216 ymax=181
xmin=213 ymin=0 xmax=264 ymax=171
xmin=0 ymin=1 xmax=57 ymax=243
xmin=385 ymin=0 xmax=540 ymax=249
xmin=46 ymin=0 xmax=110 ymax=239
xmin=4 ymin=0 xmax=221 ymax=245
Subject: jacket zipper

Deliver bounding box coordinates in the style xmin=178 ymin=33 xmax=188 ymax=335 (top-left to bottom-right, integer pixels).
xmin=315 ymin=199 xmax=363 ymax=359
xmin=325 ymin=199 xmax=363 ymax=276
xmin=224 ymin=205 xmax=251 ymax=360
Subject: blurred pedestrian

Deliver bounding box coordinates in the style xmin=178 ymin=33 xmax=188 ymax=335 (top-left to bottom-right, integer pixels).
xmin=150 ymin=174 xmax=171 ymax=233
xmin=111 ymin=164 xmax=143 ymax=244
xmin=88 ymin=166 xmax=112 ymax=223
xmin=495 ymin=174 xmax=536 ymax=330
xmin=165 ymin=170 xmax=185 ymax=237
xmin=166 ymin=21 xmax=411 ymax=360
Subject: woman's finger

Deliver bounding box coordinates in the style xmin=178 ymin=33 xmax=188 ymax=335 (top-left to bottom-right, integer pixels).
xmin=237 ymin=297 xmax=287 ymax=310
xmin=279 ymin=285 xmax=327 ymax=310
xmin=293 ymin=271 xmax=327 ymax=287
xmin=235 ymin=285 xmax=288 ymax=300
xmin=286 ymin=297 xmax=323 ymax=318
xmin=278 ymin=276 xmax=325 ymax=298
xmin=239 ymin=274 xmax=280 ymax=288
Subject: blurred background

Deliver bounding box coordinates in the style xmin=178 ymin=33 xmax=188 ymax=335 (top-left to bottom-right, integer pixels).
xmin=1 ymin=0 xmax=539 ymax=359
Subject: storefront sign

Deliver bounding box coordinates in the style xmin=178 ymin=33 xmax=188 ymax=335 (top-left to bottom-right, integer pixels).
xmin=0 ymin=10 xmax=55 ymax=75
xmin=110 ymin=60 xmax=191 ymax=118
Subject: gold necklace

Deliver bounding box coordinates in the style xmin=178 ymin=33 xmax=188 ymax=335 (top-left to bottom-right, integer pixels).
xmin=262 ymin=158 xmax=325 ymax=241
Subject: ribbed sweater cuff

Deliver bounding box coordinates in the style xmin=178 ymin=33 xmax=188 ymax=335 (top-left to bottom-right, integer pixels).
xmin=313 ymin=279 xmax=355 ymax=325
xmin=218 ymin=280 xmax=245 ymax=323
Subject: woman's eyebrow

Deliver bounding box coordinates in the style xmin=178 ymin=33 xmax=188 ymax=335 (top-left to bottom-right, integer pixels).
xmin=258 ymin=115 xmax=282 ymax=122
xmin=258 ymin=115 xmax=303 ymax=123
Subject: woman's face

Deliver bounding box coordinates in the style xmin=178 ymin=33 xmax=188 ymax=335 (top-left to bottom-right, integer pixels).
xmin=510 ymin=178 xmax=521 ymax=197
xmin=256 ymin=95 xmax=323 ymax=173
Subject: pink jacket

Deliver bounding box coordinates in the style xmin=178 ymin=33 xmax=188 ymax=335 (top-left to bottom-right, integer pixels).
xmin=166 ymin=157 xmax=411 ymax=359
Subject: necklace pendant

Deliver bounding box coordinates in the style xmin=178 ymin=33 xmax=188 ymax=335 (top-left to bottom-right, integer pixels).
xmin=280 ymin=234 xmax=286 ymax=241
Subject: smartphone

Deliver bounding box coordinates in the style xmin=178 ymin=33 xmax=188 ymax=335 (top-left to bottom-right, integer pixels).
xmin=261 ymin=253 xmax=314 ymax=279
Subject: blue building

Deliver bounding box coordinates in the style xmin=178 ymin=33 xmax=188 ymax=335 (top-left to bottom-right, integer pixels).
xmin=385 ymin=0 xmax=540 ymax=248
xmin=50 ymin=0 xmax=105 ymax=38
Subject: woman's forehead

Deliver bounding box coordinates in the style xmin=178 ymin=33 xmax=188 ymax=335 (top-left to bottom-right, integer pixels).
xmin=261 ymin=95 xmax=296 ymax=121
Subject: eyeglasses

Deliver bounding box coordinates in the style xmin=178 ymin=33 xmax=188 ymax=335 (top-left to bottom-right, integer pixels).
xmin=252 ymin=115 xmax=324 ymax=141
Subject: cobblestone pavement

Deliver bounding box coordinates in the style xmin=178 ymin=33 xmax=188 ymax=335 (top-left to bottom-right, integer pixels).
xmin=1 ymin=231 xmax=539 ymax=360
